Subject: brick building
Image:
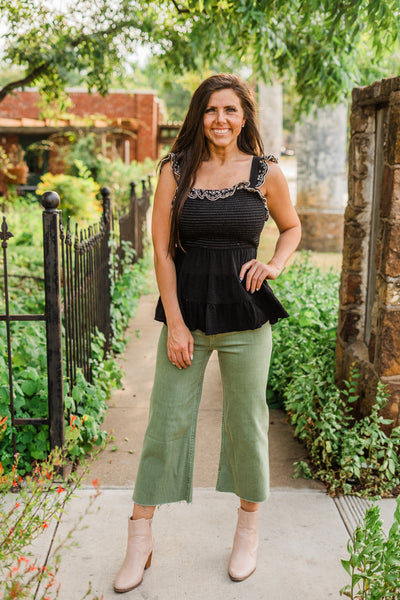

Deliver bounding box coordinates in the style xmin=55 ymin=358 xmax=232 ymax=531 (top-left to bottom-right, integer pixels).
xmin=0 ymin=88 xmax=163 ymax=193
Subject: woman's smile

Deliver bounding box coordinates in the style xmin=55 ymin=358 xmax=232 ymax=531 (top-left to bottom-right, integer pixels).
xmin=213 ymin=128 xmax=230 ymax=134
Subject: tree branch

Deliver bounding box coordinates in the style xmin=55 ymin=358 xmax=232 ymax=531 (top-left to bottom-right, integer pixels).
xmin=171 ymin=0 xmax=190 ymax=14
xmin=0 ymin=63 xmax=50 ymax=104
xmin=0 ymin=17 xmax=141 ymax=105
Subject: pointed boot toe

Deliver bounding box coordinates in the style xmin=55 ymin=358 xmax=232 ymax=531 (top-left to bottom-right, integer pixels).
xmin=114 ymin=517 xmax=154 ymax=593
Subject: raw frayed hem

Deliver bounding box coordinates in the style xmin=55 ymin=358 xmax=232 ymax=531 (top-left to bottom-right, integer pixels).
xmin=215 ymin=486 xmax=270 ymax=504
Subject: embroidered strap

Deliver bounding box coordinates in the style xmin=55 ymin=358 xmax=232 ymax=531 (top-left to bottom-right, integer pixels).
xmin=160 ymin=152 xmax=181 ymax=181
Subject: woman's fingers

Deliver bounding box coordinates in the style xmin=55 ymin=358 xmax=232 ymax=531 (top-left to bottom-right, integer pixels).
xmin=167 ymin=327 xmax=194 ymax=369
xmin=239 ymin=259 xmax=255 ymax=282
xmin=240 ymin=260 xmax=282 ymax=293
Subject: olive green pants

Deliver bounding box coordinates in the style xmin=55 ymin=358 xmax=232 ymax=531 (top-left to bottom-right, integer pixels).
xmin=133 ymin=322 xmax=272 ymax=506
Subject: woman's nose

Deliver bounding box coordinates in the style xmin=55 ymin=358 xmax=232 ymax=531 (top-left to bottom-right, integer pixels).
xmin=215 ymin=109 xmax=226 ymax=123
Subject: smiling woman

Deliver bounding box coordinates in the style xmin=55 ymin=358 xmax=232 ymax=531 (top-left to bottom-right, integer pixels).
xmin=113 ymin=73 xmax=301 ymax=594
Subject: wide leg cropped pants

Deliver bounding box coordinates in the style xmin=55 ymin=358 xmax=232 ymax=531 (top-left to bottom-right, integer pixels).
xmin=133 ymin=322 xmax=272 ymax=506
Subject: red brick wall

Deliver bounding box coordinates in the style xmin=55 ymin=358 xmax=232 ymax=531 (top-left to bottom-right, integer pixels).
xmin=0 ymin=89 xmax=161 ymax=161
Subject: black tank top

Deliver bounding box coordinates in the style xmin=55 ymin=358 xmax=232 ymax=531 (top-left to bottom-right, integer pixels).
xmin=155 ymin=154 xmax=288 ymax=334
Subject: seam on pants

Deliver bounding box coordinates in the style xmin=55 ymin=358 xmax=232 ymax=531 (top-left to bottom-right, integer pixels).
xmin=184 ymin=343 xmax=212 ymax=502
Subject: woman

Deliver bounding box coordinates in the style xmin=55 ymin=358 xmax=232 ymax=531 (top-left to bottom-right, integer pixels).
xmin=114 ymin=73 xmax=301 ymax=593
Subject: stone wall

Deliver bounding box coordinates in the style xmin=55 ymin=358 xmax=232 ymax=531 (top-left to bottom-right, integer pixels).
xmin=336 ymin=76 xmax=400 ymax=428
xmin=295 ymin=104 xmax=347 ymax=252
xmin=258 ymin=82 xmax=283 ymax=158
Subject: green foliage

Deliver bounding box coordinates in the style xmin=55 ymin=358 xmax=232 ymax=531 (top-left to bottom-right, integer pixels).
xmin=0 ymin=196 xmax=43 ymax=280
xmin=0 ymin=416 xmax=104 ymax=600
xmin=36 ymin=171 xmax=101 ymax=222
xmin=1 ymin=0 xmax=399 ymax=113
xmin=0 ymin=194 xmax=151 ymax=472
xmin=267 ymin=252 xmax=339 ymax=407
xmin=110 ymin=240 xmax=152 ymax=352
xmin=63 ymin=131 xmax=102 ymax=179
xmin=96 ymin=156 xmax=155 ymax=210
xmin=52 ymin=132 xmax=156 ymax=210
xmin=340 ymin=499 xmax=400 ymax=598
xmin=269 ymin=254 xmax=400 ymax=496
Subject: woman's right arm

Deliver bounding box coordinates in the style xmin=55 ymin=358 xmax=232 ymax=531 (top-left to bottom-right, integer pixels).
xmin=152 ymin=162 xmax=194 ymax=369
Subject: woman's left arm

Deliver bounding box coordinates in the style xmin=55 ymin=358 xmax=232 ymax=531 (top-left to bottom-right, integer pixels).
xmin=239 ymin=161 xmax=301 ymax=293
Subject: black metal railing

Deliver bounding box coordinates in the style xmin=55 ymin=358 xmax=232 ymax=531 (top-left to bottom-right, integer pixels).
xmin=115 ymin=176 xmax=152 ymax=267
xmin=0 ymin=178 xmax=151 ymax=454
xmin=1 ymin=201 xmax=64 ymax=452
xmin=61 ymin=188 xmax=112 ymax=387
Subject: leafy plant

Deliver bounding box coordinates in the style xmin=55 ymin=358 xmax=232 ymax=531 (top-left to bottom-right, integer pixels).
xmin=1 ymin=195 xmax=152 ymax=472
xmin=268 ymin=254 xmax=400 ymax=497
xmin=96 ymin=156 xmax=155 ymax=210
xmin=0 ymin=414 xmax=105 ymax=600
xmin=36 ymin=171 xmax=101 ymax=222
xmin=110 ymin=239 xmax=152 ymax=352
xmin=340 ymin=499 xmax=400 ymax=598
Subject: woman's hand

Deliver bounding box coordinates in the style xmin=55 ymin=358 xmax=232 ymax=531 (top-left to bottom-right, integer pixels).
xmin=239 ymin=259 xmax=282 ymax=293
xmin=167 ymin=322 xmax=194 ymax=369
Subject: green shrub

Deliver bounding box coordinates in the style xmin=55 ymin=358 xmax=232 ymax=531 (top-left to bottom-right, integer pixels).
xmin=36 ymin=170 xmax=101 ymax=222
xmin=268 ymin=253 xmax=400 ymax=497
xmin=96 ymin=156 xmax=155 ymax=210
xmin=340 ymin=498 xmax=400 ymax=598
xmin=110 ymin=239 xmax=152 ymax=353
xmin=0 ymin=200 xmax=152 ymax=472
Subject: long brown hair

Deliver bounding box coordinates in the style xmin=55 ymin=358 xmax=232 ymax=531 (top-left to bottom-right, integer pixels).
xmin=163 ymin=73 xmax=265 ymax=256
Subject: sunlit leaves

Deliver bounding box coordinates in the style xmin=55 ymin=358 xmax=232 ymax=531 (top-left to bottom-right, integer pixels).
xmin=0 ymin=0 xmax=399 ymax=112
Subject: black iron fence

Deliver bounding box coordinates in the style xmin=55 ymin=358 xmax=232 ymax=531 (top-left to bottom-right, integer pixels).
xmin=0 ymin=179 xmax=151 ymax=453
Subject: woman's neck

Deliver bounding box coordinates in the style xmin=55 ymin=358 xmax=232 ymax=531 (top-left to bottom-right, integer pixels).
xmin=206 ymin=143 xmax=245 ymax=165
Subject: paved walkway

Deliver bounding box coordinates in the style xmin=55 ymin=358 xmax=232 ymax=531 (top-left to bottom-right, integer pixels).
xmin=34 ymin=294 xmax=398 ymax=599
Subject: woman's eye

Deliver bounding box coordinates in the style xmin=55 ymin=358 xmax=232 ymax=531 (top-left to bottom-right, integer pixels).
xmin=205 ymin=108 xmax=215 ymax=113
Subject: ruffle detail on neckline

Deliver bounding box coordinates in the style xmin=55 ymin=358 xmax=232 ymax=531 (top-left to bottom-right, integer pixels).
xmin=188 ymin=182 xmax=269 ymax=218
xmin=189 ymin=180 xmax=250 ymax=200
xmin=163 ymin=153 xmax=274 ymax=217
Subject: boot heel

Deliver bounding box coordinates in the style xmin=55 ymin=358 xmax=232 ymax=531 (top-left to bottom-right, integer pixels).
xmin=145 ymin=552 xmax=153 ymax=569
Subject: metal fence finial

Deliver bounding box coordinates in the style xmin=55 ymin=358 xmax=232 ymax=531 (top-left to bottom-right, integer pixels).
xmin=40 ymin=191 xmax=61 ymax=211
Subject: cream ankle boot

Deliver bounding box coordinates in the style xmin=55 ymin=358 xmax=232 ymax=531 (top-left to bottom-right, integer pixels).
xmin=114 ymin=517 xmax=154 ymax=593
xmin=228 ymin=508 xmax=258 ymax=581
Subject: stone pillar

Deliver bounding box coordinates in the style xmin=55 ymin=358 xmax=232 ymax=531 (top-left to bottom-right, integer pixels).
xmin=258 ymin=81 xmax=282 ymax=157
xmin=295 ymin=104 xmax=347 ymax=252
xmin=336 ymin=76 xmax=400 ymax=429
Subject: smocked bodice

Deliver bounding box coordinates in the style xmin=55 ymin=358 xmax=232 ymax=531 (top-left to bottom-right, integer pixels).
xmin=155 ymin=153 xmax=288 ymax=334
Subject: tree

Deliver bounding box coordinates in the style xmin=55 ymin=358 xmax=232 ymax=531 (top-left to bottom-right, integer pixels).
xmin=0 ymin=0 xmax=399 ymax=113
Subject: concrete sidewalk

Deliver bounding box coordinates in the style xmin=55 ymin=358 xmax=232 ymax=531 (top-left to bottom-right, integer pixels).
xmin=35 ymin=295 xmax=398 ymax=599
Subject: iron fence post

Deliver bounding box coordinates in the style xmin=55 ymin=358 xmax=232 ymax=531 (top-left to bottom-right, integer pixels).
xmin=100 ymin=186 xmax=113 ymax=349
xmin=41 ymin=191 xmax=64 ymax=451
xmin=129 ymin=181 xmax=138 ymax=263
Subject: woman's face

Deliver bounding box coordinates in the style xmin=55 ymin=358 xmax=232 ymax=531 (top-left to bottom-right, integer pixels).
xmin=203 ymin=88 xmax=245 ymax=150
